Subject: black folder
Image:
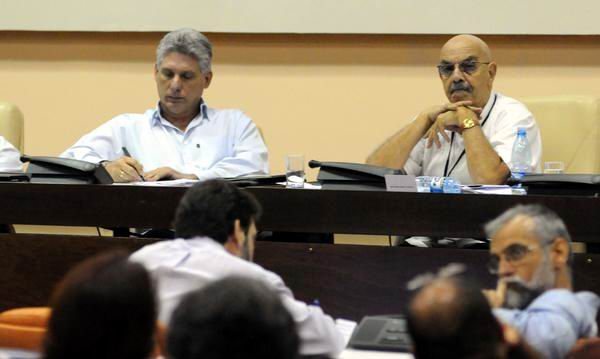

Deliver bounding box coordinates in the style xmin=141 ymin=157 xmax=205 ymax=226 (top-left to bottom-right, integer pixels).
xmin=309 ymin=160 xmax=405 ymax=190
xmin=509 ymin=174 xmax=600 ymax=196
xmin=0 ymin=172 xmax=30 ymax=182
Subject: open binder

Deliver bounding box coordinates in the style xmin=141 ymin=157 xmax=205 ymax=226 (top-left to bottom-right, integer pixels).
xmin=309 ymin=160 xmax=405 ymax=190
xmin=21 ymin=156 xmax=113 ymax=184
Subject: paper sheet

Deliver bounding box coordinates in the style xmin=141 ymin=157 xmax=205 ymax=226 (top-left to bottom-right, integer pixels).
xmin=112 ymin=179 xmax=198 ymax=187
xmin=460 ymin=185 xmax=514 ymax=195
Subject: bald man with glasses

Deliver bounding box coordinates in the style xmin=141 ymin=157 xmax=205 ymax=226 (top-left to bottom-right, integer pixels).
xmin=483 ymin=204 xmax=599 ymax=359
xmin=368 ymin=34 xmax=542 ymax=185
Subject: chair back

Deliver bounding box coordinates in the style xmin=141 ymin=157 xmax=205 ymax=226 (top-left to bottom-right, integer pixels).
xmin=0 ymin=307 xmax=48 ymax=351
xmin=0 ymin=102 xmax=24 ymax=152
xmin=520 ymin=96 xmax=600 ymax=174
xmin=0 ymin=307 xmax=166 ymax=358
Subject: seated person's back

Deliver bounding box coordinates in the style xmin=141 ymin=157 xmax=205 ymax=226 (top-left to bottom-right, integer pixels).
xmin=130 ymin=179 xmax=345 ymax=357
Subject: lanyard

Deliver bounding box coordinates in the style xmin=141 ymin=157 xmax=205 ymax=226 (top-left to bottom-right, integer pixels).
xmin=443 ymin=94 xmax=498 ymax=177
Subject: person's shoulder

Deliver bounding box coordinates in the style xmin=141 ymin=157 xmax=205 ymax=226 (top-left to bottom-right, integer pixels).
xmin=129 ymin=239 xmax=183 ymax=266
xmin=206 ymin=106 xmax=253 ymax=124
xmin=0 ymin=136 xmax=9 ymax=147
xmin=495 ymin=93 xmax=532 ymax=114
xmin=529 ymin=289 xmax=594 ymax=312
xmin=104 ymin=109 xmax=156 ymax=126
xmin=210 ymin=251 xmax=287 ymax=289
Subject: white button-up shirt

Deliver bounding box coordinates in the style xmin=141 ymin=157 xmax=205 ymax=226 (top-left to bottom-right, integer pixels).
xmin=130 ymin=237 xmax=345 ymax=357
xmin=61 ymin=102 xmax=269 ymax=181
xmin=0 ymin=136 xmax=22 ymax=172
xmin=404 ymin=93 xmax=542 ymax=184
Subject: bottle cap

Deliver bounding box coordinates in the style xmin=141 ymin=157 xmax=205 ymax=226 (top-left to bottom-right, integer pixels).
xmin=517 ymin=127 xmax=527 ymax=136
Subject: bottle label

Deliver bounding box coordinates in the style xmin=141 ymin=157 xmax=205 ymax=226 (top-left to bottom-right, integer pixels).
xmin=430 ymin=177 xmax=444 ymax=193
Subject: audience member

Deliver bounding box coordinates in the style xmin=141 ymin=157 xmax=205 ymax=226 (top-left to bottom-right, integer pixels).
xmin=407 ymin=273 xmax=540 ymax=359
xmin=167 ymin=276 xmax=299 ymax=359
xmin=43 ymin=251 xmax=157 ymax=359
xmin=130 ymin=179 xmax=344 ymax=357
xmin=484 ymin=204 xmax=600 ymax=359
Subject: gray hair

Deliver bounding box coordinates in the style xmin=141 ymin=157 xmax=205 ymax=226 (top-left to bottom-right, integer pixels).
xmin=485 ymin=204 xmax=573 ymax=264
xmin=156 ymin=28 xmax=212 ymax=74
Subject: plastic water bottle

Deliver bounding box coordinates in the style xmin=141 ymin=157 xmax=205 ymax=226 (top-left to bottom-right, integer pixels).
xmin=510 ymin=127 xmax=532 ymax=180
xmin=416 ymin=176 xmax=431 ymax=192
xmin=416 ymin=176 xmax=461 ymax=193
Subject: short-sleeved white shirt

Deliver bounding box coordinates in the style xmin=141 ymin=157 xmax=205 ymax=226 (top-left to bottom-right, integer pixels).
xmin=404 ymin=93 xmax=542 ymax=184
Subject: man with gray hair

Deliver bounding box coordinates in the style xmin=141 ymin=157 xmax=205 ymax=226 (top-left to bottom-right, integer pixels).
xmin=483 ymin=204 xmax=599 ymax=359
xmin=62 ymin=28 xmax=268 ymax=182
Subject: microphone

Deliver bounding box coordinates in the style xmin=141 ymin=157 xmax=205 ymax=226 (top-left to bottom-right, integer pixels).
xmin=308 ymin=160 xmax=322 ymax=169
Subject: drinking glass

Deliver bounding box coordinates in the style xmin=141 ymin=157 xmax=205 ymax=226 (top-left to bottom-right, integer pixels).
xmin=285 ymin=154 xmax=305 ymax=188
xmin=543 ymin=161 xmax=565 ymax=175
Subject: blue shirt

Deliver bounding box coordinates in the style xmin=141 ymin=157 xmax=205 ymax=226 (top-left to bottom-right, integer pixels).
xmin=494 ymin=289 xmax=600 ymax=359
xmin=61 ymin=102 xmax=269 ymax=181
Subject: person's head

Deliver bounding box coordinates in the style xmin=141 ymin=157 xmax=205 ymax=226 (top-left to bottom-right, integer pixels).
xmin=155 ymin=28 xmax=213 ymax=122
xmin=174 ymin=179 xmax=262 ymax=260
xmin=407 ymin=276 xmax=535 ymax=359
xmin=485 ymin=204 xmax=573 ymax=309
xmin=437 ymin=34 xmax=497 ymax=108
xmin=43 ymin=251 xmax=157 ymax=359
xmin=167 ymin=276 xmax=299 ymax=359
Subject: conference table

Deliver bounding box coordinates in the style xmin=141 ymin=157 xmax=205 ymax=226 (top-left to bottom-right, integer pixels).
xmin=0 ymin=182 xmax=598 ymax=322
xmin=0 ymin=182 xmax=599 ymax=240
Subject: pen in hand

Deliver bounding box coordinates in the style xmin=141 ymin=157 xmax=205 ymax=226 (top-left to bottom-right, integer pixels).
xmin=121 ymin=147 xmax=145 ymax=182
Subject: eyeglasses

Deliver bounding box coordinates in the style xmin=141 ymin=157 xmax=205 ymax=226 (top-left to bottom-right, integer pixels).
xmin=487 ymin=243 xmax=540 ymax=274
xmin=437 ymin=60 xmax=490 ymax=78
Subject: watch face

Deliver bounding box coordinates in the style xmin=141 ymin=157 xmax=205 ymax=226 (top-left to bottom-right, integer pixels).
xmin=463 ymin=118 xmax=475 ymax=129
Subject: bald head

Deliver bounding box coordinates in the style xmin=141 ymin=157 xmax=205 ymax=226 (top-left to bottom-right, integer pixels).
xmin=440 ymin=34 xmax=493 ymax=63
xmin=437 ymin=34 xmax=496 ymax=108
xmin=410 ymin=279 xmax=462 ymax=335
xmin=407 ymin=277 xmax=506 ymax=359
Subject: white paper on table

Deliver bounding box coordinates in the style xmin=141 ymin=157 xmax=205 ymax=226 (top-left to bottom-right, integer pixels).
xmin=335 ymin=319 xmax=414 ymax=359
xmin=460 ymin=185 xmax=513 ymax=195
xmin=336 ymin=318 xmax=358 ymax=346
xmin=275 ymin=182 xmax=322 ymax=189
xmin=338 ymin=348 xmax=413 ymax=359
xmin=112 ymin=179 xmax=198 ymax=187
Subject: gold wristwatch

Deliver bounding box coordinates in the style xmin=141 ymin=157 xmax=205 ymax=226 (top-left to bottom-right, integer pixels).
xmin=462 ymin=117 xmax=478 ymax=130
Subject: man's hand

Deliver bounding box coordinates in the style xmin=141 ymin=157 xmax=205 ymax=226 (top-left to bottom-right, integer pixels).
xmin=103 ymin=157 xmax=144 ymax=183
xmin=483 ymin=280 xmax=507 ymax=309
xmin=143 ymin=166 xmax=198 ymax=182
xmin=425 ymin=106 xmax=482 ymax=148
xmin=419 ymin=100 xmax=474 ymax=125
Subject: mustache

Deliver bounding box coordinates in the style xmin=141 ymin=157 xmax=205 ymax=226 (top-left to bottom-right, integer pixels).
xmin=450 ymin=82 xmax=472 ymax=93
xmin=502 ymin=277 xmax=544 ymax=310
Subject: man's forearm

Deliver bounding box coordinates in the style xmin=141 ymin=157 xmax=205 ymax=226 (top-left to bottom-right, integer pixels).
xmin=366 ymin=115 xmax=431 ymax=169
xmin=463 ymin=127 xmax=510 ymax=184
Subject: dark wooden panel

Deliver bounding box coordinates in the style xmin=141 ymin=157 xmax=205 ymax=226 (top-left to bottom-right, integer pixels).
xmin=0 ymin=183 xmax=184 ymax=228
xmin=0 ymin=234 xmax=598 ymax=321
xmin=251 ymin=187 xmax=600 ymax=241
xmin=0 ymin=183 xmax=599 ymax=241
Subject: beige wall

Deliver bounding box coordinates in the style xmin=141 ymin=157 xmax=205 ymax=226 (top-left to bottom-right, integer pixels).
xmin=1 ymin=32 xmax=600 ymax=179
